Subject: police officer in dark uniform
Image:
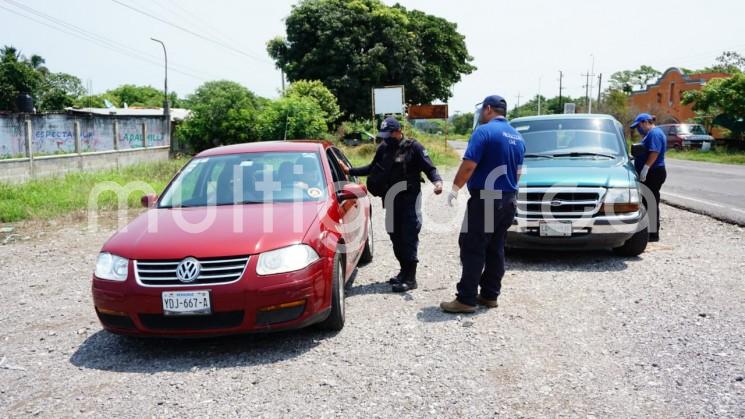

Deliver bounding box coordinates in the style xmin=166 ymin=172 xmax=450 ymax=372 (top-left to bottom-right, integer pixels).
xmin=441 ymin=95 xmax=525 ymax=313
xmin=339 ymin=117 xmax=443 ymax=292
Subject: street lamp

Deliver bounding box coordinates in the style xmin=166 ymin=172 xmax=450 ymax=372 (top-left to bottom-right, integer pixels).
xmin=150 ymin=37 xmax=172 ymax=154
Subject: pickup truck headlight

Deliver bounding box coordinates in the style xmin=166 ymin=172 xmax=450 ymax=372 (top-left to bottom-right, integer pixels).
xmin=95 ymin=252 xmax=129 ymax=281
xmin=600 ymin=188 xmax=640 ymax=214
xmin=256 ymin=244 xmax=320 ymax=276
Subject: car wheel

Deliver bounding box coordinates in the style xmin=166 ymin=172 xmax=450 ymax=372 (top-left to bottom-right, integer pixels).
xmin=612 ymin=227 xmax=649 ymax=257
xmin=358 ymin=214 xmax=374 ymax=265
xmin=318 ymin=254 xmax=345 ymax=331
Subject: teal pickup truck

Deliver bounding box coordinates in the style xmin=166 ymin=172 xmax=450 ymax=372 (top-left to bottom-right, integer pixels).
xmin=507 ymin=114 xmax=648 ymax=256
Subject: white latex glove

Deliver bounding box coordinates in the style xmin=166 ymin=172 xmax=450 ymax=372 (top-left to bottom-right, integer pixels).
xmin=640 ymin=165 xmax=650 ymax=182
xmin=447 ymin=185 xmax=460 ymax=207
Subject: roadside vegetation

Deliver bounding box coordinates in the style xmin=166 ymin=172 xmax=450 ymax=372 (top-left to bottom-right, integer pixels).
xmin=667 ymin=148 xmax=745 ymax=165
xmin=0 ymin=158 xmax=187 ymax=222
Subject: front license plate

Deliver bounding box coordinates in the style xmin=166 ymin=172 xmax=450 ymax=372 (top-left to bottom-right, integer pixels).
xmin=162 ymin=291 xmax=211 ymax=315
xmin=539 ymin=222 xmax=572 ymax=237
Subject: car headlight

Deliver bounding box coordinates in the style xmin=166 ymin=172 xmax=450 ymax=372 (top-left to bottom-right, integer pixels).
xmin=256 ymin=244 xmax=320 ymax=276
xmin=601 ymin=188 xmax=640 ymax=214
xmin=95 ymin=252 xmax=129 ymax=281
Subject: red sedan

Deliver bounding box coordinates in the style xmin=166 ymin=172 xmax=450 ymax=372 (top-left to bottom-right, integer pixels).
xmin=91 ymin=141 xmax=373 ymax=336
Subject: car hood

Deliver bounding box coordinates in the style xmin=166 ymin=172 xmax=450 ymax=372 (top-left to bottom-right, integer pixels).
xmin=102 ymin=202 xmax=327 ymax=259
xmin=520 ymin=158 xmax=634 ymax=188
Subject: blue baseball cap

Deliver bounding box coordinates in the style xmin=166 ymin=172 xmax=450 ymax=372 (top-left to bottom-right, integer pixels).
xmin=377 ymin=116 xmax=402 ymax=139
xmin=481 ymin=95 xmax=508 ymax=111
xmin=630 ymin=113 xmax=654 ymax=128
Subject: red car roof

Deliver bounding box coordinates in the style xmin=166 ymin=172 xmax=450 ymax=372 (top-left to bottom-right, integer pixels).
xmin=195 ymin=140 xmax=333 ymax=157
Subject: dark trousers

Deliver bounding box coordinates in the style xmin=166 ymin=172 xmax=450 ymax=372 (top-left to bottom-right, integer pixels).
xmin=386 ymin=190 xmax=422 ymax=268
xmin=456 ymin=190 xmax=516 ymax=306
xmin=642 ymin=167 xmax=667 ymax=234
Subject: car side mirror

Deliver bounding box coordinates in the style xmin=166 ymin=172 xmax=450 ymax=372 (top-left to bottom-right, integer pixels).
xmin=337 ymin=183 xmax=367 ymax=202
xmin=141 ymin=193 xmax=158 ymax=208
xmin=630 ymin=143 xmax=646 ymax=159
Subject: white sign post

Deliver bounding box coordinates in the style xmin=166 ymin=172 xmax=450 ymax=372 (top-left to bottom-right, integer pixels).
xmin=372 ymin=86 xmax=405 ymax=119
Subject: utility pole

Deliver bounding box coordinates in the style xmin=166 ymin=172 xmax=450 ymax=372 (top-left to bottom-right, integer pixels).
xmin=280 ymin=69 xmax=286 ymax=95
xmin=537 ymin=77 xmax=542 ymax=115
xmin=588 ymin=54 xmax=595 ymax=113
xmin=150 ymin=37 xmax=171 ymax=155
xmin=597 ymin=73 xmax=603 ymax=107
xmin=558 ymin=71 xmax=564 ymax=111
xmin=515 ymin=92 xmax=521 ymax=118
xmin=582 ymin=71 xmax=591 ymax=113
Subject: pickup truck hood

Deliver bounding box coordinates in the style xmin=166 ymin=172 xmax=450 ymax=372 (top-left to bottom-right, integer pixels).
xmin=102 ymin=202 xmax=326 ymax=259
xmin=519 ymin=158 xmax=634 ymax=188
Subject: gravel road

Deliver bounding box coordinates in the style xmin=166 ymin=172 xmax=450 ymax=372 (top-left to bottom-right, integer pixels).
xmin=1 ymin=181 xmax=744 ymax=418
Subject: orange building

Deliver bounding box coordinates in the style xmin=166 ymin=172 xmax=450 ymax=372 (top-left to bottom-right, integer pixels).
xmin=629 ymin=67 xmax=731 ymax=127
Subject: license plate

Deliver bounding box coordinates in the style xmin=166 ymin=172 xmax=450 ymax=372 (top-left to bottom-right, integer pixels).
xmin=162 ymin=291 xmax=211 ymax=315
xmin=539 ymin=222 xmax=572 ymax=237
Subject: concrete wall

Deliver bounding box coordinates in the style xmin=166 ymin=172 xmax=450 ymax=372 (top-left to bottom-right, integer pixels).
xmin=0 ymin=112 xmax=170 ymax=184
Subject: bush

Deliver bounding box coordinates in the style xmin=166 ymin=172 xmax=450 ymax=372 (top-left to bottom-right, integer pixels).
xmin=285 ymin=80 xmax=341 ymax=127
xmin=254 ymin=96 xmax=327 ymax=141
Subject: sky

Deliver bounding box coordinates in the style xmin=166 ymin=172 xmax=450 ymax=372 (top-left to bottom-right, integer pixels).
xmin=2 ymin=0 xmax=744 ymax=115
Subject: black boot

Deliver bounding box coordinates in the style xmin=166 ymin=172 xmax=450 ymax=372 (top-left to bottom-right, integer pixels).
xmin=392 ymin=262 xmax=417 ymax=293
xmin=388 ymin=271 xmax=403 ymax=284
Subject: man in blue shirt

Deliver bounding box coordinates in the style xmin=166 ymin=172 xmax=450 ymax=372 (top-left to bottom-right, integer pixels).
xmin=630 ymin=113 xmax=667 ymax=242
xmin=440 ymin=95 xmax=526 ymax=313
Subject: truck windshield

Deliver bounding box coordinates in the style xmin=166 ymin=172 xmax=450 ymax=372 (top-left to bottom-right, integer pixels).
xmin=679 ymin=124 xmax=707 ymax=135
xmin=511 ymin=118 xmax=623 ymax=158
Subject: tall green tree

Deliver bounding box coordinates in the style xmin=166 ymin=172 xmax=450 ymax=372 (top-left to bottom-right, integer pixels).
xmin=451 ymin=112 xmax=474 ymax=135
xmin=37 ymin=73 xmax=85 ymax=111
xmin=268 ymin=0 xmax=475 ymax=118
xmin=176 ymin=80 xmax=262 ymax=151
xmin=255 ymin=96 xmax=327 ymax=141
xmin=0 ymin=45 xmax=43 ymax=111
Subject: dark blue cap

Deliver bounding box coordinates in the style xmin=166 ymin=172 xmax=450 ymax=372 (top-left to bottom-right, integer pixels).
xmin=378 ymin=116 xmax=402 ymax=139
xmin=630 ymin=113 xmax=653 ymax=128
xmin=481 ymin=95 xmax=507 ymax=111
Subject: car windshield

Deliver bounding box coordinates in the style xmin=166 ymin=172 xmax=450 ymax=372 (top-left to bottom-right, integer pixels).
xmin=511 ymin=118 xmax=623 ymax=158
xmin=159 ymin=151 xmax=327 ymax=208
xmin=679 ymin=124 xmax=707 ymax=135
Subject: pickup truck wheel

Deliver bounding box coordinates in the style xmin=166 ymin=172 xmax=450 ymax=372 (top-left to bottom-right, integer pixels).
xmin=317 ymin=254 xmax=345 ymax=331
xmin=613 ymin=227 xmax=649 ymax=257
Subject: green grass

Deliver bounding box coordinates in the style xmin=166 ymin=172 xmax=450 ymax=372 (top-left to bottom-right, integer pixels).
xmin=667 ymin=149 xmax=745 ymax=165
xmin=336 ymin=131 xmax=460 ymax=169
xmin=0 ymin=158 xmax=188 ymax=222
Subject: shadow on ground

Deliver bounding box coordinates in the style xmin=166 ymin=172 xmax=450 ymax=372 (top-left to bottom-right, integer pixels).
xmin=70 ymin=327 xmax=336 ymax=373
xmin=507 ymin=249 xmax=641 ymax=272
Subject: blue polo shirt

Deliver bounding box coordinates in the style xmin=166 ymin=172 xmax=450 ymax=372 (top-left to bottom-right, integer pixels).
xmin=464 ymin=117 xmax=526 ymax=192
xmin=635 ymin=126 xmax=667 ymax=172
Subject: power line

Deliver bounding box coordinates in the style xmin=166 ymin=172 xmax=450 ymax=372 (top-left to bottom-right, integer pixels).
xmin=110 ymin=0 xmax=272 ymax=65
xmin=0 ymin=0 xmax=214 ymax=82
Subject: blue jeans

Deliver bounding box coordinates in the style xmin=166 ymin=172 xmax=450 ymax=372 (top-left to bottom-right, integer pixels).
xmin=456 ymin=190 xmax=516 ymax=306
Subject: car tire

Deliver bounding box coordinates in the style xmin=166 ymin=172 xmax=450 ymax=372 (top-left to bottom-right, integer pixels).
xmin=318 ymin=254 xmax=345 ymax=331
xmin=613 ymin=227 xmax=649 ymax=257
xmin=358 ymin=214 xmax=374 ymax=266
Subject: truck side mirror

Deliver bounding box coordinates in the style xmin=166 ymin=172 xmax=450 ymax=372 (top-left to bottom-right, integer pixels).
xmin=630 ymin=143 xmax=646 ymax=159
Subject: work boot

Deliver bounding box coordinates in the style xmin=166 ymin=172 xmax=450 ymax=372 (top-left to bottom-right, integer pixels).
xmin=649 ymin=232 xmax=660 ymax=242
xmin=477 ymin=295 xmax=499 ymax=309
xmin=392 ymin=262 xmax=417 ymax=293
xmin=388 ymin=271 xmax=403 ymax=285
xmin=440 ymin=299 xmax=477 ymax=314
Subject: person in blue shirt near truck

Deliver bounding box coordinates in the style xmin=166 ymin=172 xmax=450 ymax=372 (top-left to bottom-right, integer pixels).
xmin=441 ymin=95 xmax=525 ymax=314
xmin=631 ymin=113 xmax=667 ymax=242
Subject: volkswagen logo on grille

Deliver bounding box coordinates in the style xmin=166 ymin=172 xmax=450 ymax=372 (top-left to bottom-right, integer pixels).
xmin=550 ymin=200 xmax=564 ymax=207
xmin=176 ymin=257 xmax=201 ymax=283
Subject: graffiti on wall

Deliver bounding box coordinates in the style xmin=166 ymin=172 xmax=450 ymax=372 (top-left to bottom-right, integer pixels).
xmin=0 ymin=114 xmax=168 ymax=157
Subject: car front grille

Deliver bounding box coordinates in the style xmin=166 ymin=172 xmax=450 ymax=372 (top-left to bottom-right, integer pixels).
xmin=135 ymin=256 xmax=249 ymax=286
xmin=139 ymin=311 xmax=245 ymax=330
xmin=517 ymin=187 xmax=604 ymax=219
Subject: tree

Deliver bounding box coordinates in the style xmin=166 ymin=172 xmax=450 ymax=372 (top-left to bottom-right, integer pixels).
xmin=710 ymin=51 xmax=745 ymax=74
xmin=75 ymin=84 xmax=179 ymax=108
xmin=255 ymin=96 xmax=328 ymax=141
xmin=609 ymin=70 xmax=635 ymax=93
xmin=682 ymin=73 xmax=745 ymax=139
xmin=451 ymin=112 xmax=474 ymax=135
xmin=633 ymin=65 xmax=661 ymax=89
xmin=176 ymin=80 xmax=262 ymax=151
xmin=37 ymin=72 xmax=85 ymax=111
xmin=0 ymin=45 xmax=43 ymax=111
xmin=285 ymin=80 xmax=341 ymax=127
xmin=268 ymin=0 xmax=475 ymax=118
